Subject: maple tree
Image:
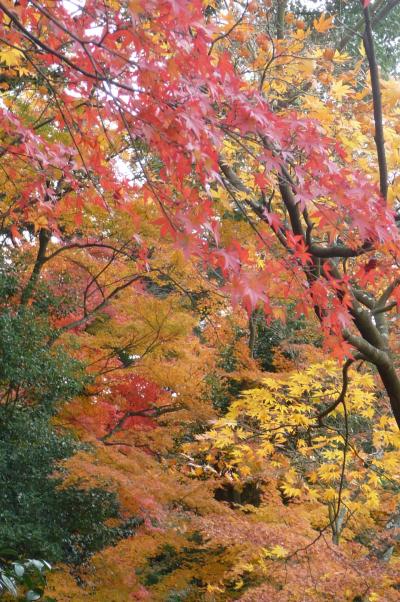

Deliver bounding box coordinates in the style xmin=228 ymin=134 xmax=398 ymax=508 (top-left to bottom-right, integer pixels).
xmin=0 ymin=0 xmax=400 ymax=600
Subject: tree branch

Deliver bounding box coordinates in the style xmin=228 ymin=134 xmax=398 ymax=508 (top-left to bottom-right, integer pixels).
xmin=342 ymin=329 xmax=389 ymax=366
xmin=100 ymin=403 xmax=183 ymax=441
xmin=56 ymin=274 xmax=142 ymax=334
xmin=317 ymin=358 xmax=353 ymax=421
xmin=338 ymin=0 xmax=400 ymax=52
xmin=208 ymin=1 xmax=249 ymax=56
xmin=20 ymin=228 xmax=51 ymax=305
xmin=362 ymin=3 xmax=388 ymax=202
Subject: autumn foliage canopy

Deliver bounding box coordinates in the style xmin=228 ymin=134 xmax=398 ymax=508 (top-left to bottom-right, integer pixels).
xmin=0 ymin=0 xmax=400 ymax=599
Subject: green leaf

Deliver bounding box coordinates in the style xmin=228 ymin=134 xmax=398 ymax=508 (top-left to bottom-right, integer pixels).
xmin=29 ymin=560 xmax=44 ymax=572
xmin=26 ymin=590 xmax=41 ymax=601
xmin=13 ymin=562 xmax=25 ymax=577
xmin=1 ymin=574 xmax=17 ymax=596
xmin=0 ymin=547 xmax=18 ymax=560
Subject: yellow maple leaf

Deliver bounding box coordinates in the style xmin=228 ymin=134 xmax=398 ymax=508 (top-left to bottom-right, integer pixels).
xmin=331 ymin=80 xmax=351 ymax=101
xmin=294 ymin=28 xmax=307 ymax=41
xmin=281 ymin=482 xmax=302 ymax=498
xmin=262 ymin=545 xmax=288 ymax=559
xmin=318 ymin=463 xmax=340 ymax=483
xmin=238 ymin=465 xmax=251 ymax=478
xmin=0 ymin=47 xmax=23 ymax=67
xmin=381 ymin=79 xmax=400 ymax=109
xmin=17 ymin=66 xmax=30 ymax=76
xmin=323 ymin=488 xmax=337 ymax=501
xmin=233 ymin=577 xmax=244 ymax=590
xmin=206 ymin=583 xmax=225 ymax=593
xmin=313 ymin=14 xmax=334 ymax=33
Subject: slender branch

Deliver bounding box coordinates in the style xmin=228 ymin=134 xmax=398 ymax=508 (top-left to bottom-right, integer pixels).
xmin=308 ymin=242 xmax=372 ymax=259
xmin=362 ymin=3 xmax=388 ymax=202
xmin=219 ymin=160 xmax=251 ymax=194
xmin=373 ymin=301 xmax=397 ymax=315
xmin=100 ymin=403 xmax=183 ymax=441
xmin=377 ymin=278 xmax=400 ymax=307
xmin=44 ymin=241 xmax=137 ymax=263
xmin=317 ymin=359 xmax=354 ymax=422
xmin=208 ymin=1 xmax=249 ymax=56
xmin=332 ymin=392 xmax=349 ymax=546
xmin=338 ymin=0 xmax=400 ymax=52
xmin=0 ymin=2 xmax=141 ymax=96
xmin=57 ymin=274 xmax=141 ymax=334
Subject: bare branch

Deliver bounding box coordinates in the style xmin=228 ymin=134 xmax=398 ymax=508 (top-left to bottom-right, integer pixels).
xmin=101 ymin=403 xmax=183 ymax=441
xmin=57 ymin=274 xmax=141 ymax=334
xmin=377 ymin=278 xmax=400 ymax=307
xmin=362 ymin=4 xmax=388 ymax=202
xmin=208 ymin=1 xmax=249 ymax=56
xmin=338 ymin=0 xmax=400 ymax=52
xmin=317 ymin=358 xmax=354 ymax=422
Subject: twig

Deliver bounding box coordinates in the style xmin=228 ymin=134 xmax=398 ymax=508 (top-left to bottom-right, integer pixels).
xmin=317 ymin=359 xmax=353 ymax=422
xmin=208 ymin=1 xmax=249 ymax=56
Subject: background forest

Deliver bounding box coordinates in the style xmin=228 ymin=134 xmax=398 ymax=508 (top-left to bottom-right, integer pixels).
xmin=0 ymin=0 xmax=400 ymax=600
